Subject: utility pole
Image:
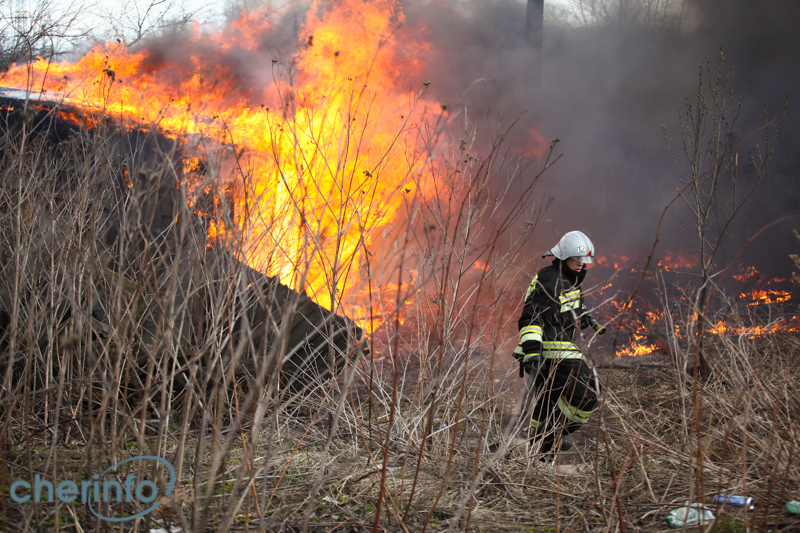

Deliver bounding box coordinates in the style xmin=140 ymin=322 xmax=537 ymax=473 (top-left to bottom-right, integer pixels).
xmin=526 ymin=0 xmax=545 ymax=84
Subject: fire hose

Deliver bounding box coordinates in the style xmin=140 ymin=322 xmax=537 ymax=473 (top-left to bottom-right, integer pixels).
xmin=584 ymin=314 xmax=608 ymax=337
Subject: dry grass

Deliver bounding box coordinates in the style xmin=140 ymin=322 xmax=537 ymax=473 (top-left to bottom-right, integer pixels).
xmin=0 ymin=96 xmax=798 ymax=533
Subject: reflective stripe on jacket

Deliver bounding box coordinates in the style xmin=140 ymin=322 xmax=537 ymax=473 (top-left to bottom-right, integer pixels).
xmin=515 ymin=259 xmax=587 ymax=361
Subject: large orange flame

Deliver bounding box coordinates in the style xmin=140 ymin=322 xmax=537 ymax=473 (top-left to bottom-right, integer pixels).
xmin=1 ymin=0 xmax=441 ymax=327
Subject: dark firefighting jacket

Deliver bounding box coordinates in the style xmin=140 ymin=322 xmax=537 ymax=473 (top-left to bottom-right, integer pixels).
xmin=514 ymin=259 xmax=587 ymax=364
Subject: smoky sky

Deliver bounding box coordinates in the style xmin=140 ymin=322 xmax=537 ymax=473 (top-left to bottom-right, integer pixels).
xmin=135 ymin=0 xmax=799 ymax=281
xmin=392 ymin=0 xmax=800 ymax=280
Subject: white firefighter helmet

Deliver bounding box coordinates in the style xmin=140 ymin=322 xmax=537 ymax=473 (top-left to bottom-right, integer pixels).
xmin=543 ymin=230 xmax=595 ymax=263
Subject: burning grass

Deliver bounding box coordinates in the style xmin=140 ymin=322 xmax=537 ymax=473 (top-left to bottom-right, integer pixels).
xmin=0 ymin=99 xmax=798 ymax=532
xmin=0 ymin=2 xmax=798 ymax=530
xmin=0 ymin=0 xmax=447 ymax=320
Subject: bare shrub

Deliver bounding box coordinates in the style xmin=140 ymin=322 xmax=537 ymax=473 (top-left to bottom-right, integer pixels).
xmin=0 ymin=22 xmax=798 ymax=533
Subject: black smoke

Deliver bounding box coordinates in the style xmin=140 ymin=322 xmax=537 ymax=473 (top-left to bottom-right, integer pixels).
xmin=129 ymin=0 xmax=799 ymax=283
xmin=393 ymin=0 xmax=800 ymax=283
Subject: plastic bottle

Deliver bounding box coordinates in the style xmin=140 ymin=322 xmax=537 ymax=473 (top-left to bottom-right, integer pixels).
xmin=786 ymin=501 xmax=800 ymax=515
xmin=667 ymin=503 xmax=715 ymax=528
xmin=713 ymin=494 xmax=754 ymax=509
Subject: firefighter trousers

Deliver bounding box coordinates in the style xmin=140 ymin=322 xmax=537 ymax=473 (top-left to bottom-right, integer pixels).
xmin=527 ymin=357 xmax=600 ymax=444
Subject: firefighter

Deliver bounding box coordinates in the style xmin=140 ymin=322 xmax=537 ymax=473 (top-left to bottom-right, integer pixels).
xmin=514 ymin=230 xmax=605 ymax=456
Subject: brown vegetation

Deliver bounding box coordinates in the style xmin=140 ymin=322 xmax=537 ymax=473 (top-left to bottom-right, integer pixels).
xmin=0 ymin=20 xmax=797 ymax=529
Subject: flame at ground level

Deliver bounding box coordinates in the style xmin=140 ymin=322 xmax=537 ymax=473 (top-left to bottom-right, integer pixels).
xmin=593 ymin=253 xmax=798 ymax=358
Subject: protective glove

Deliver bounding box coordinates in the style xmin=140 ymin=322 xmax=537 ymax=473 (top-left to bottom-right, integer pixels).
xmin=580 ymin=305 xmax=607 ymax=336
xmin=521 ymin=354 xmax=543 ymax=377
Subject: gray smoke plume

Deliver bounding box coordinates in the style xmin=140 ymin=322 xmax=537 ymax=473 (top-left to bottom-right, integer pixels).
xmin=392 ymin=0 xmax=799 ymax=279
xmin=133 ymin=0 xmax=797 ymax=279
